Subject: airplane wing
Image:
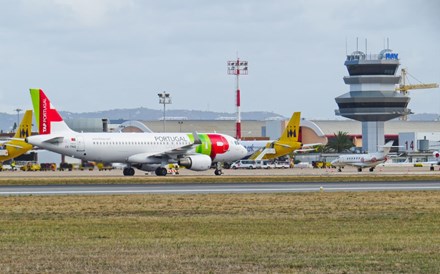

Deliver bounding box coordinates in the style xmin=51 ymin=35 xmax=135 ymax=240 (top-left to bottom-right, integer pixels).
xmin=4 ymin=143 xmax=26 ymax=149
xmin=128 ymin=132 xmax=203 ymax=163
xmin=294 ymin=148 xmax=316 ymax=153
xmin=293 ymin=143 xmax=323 ymax=153
xmin=302 ymin=143 xmax=322 ymax=148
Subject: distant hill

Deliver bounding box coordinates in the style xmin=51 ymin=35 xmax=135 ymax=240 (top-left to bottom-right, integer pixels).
xmin=407 ymin=113 xmax=440 ymax=121
xmin=0 ymin=108 xmax=285 ymax=132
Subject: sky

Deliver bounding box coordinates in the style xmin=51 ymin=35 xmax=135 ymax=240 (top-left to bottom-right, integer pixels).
xmin=0 ymin=0 xmax=439 ymax=120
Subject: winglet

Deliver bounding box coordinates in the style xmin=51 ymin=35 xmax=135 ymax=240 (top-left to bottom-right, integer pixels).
xmin=380 ymin=141 xmax=395 ymax=155
xmin=30 ymin=88 xmax=73 ymax=134
xmin=192 ymin=132 xmax=202 ymax=145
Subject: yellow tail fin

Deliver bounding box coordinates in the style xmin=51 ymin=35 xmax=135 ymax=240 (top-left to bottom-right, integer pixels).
xmin=13 ymin=110 xmax=33 ymax=139
xmin=278 ymin=112 xmax=301 ymax=143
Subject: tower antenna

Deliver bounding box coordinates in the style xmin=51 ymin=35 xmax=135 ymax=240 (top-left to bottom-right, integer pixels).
xmin=345 ymin=37 xmax=348 ymax=55
xmin=365 ymin=38 xmax=368 ymax=55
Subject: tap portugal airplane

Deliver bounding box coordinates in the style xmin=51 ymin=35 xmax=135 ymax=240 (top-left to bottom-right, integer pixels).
xmin=0 ymin=110 xmax=33 ymax=163
xmin=25 ymin=89 xmax=247 ymax=176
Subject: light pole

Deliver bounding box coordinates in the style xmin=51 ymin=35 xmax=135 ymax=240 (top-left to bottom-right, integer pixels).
xmin=158 ymin=91 xmax=172 ymax=132
xmin=178 ymin=121 xmax=183 ymax=132
xmin=14 ymin=108 xmax=22 ymax=132
xmin=227 ymin=58 xmax=248 ymax=140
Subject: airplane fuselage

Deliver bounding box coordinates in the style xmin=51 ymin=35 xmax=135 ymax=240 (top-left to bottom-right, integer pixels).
xmin=331 ymin=152 xmax=386 ymax=168
xmin=27 ymin=132 xmax=244 ymax=164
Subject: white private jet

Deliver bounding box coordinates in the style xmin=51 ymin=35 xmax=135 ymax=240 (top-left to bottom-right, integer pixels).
xmin=25 ymin=89 xmax=247 ymax=176
xmin=331 ymin=141 xmax=395 ymax=172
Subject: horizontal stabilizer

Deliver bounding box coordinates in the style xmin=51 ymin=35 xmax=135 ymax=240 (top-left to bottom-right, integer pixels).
xmin=43 ymin=136 xmax=65 ymax=144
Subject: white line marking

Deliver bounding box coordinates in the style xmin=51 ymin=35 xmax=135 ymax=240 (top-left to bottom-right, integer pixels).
xmin=2 ymin=185 xmax=440 ymax=195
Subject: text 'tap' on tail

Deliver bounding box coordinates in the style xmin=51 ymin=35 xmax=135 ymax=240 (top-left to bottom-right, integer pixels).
xmin=30 ymin=88 xmax=72 ymax=135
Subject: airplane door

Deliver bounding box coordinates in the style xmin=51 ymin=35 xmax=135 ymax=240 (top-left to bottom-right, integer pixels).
xmin=76 ymin=136 xmax=85 ymax=152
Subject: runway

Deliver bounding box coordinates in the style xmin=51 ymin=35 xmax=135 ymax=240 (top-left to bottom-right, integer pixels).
xmin=1 ymin=181 xmax=440 ymax=196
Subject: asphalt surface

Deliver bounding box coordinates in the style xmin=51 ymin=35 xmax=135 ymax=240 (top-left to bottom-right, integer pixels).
xmin=1 ymin=181 xmax=440 ymax=196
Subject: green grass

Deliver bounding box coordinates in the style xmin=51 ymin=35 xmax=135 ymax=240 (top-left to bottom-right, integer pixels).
xmin=1 ymin=192 xmax=440 ymax=273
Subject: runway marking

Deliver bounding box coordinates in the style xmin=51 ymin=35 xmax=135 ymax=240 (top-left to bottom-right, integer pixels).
xmin=2 ymin=185 xmax=440 ymax=195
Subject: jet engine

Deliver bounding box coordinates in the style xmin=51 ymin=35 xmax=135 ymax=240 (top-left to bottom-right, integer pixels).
xmin=178 ymin=154 xmax=212 ymax=171
xmin=433 ymin=151 xmax=440 ymax=158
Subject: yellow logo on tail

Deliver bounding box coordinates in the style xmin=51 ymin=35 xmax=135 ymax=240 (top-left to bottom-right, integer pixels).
xmin=280 ymin=112 xmax=300 ymax=143
xmin=1 ymin=110 xmax=33 ymax=163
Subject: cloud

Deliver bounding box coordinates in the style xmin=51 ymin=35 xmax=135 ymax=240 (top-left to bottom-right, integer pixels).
xmin=19 ymin=0 xmax=134 ymax=28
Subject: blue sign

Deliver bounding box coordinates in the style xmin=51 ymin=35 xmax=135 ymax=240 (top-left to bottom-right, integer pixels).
xmin=385 ymin=53 xmax=399 ymax=60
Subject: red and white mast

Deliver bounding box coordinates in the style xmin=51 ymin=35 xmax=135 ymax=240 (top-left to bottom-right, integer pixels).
xmin=227 ymin=58 xmax=248 ymax=140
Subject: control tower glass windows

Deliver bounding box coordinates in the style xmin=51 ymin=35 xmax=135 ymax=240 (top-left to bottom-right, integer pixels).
xmin=347 ymin=64 xmax=398 ymax=76
xmin=337 ymin=101 xmax=409 ymax=109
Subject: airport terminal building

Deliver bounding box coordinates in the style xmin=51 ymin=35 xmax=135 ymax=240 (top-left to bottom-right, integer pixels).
xmin=65 ymin=118 xmax=440 ymax=153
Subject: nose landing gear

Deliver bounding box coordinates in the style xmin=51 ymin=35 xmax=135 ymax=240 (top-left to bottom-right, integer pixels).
xmin=214 ymin=162 xmax=223 ymax=176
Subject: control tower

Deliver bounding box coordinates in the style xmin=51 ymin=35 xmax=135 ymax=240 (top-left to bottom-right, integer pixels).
xmin=335 ymin=49 xmax=411 ymax=152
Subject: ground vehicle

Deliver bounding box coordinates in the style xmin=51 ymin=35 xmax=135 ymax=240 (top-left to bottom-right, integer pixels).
xmin=20 ymin=162 xmax=41 ymax=171
xmin=274 ymin=160 xmax=290 ymax=169
xmin=231 ymin=160 xmax=257 ymax=169
xmin=256 ymin=160 xmax=274 ymax=169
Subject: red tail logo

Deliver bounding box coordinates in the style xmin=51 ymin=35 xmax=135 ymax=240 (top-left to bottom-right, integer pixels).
xmin=39 ymin=90 xmax=62 ymax=134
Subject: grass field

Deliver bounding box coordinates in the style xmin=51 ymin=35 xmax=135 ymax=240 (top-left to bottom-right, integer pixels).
xmin=1 ymin=191 xmax=440 ymax=273
xmin=1 ymin=173 xmax=440 ymax=185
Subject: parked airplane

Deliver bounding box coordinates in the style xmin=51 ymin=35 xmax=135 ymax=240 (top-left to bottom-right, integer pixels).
xmin=0 ymin=110 xmax=33 ymax=163
xmin=25 ymin=89 xmax=247 ymax=176
xmin=241 ymin=112 xmax=318 ymax=160
xmin=331 ymin=141 xmax=395 ymax=172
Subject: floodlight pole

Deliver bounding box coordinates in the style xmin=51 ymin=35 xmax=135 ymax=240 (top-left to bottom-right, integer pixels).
xmin=14 ymin=108 xmax=22 ymax=132
xmin=227 ymin=58 xmax=248 ymax=140
xmin=158 ymin=91 xmax=172 ymax=132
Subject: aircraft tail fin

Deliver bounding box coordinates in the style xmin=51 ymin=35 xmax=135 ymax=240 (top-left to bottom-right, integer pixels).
xmin=278 ymin=112 xmax=301 ymax=144
xmin=30 ymin=88 xmax=73 ymax=135
xmin=380 ymin=141 xmax=395 ymax=155
xmin=12 ymin=110 xmax=33 ymax=139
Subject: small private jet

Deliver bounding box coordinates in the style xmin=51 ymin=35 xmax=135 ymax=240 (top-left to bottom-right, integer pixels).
xmin=25 ymin=89 xmax=247 ymax=176
xmin=331 ymin=141 xmax=395 ymax=172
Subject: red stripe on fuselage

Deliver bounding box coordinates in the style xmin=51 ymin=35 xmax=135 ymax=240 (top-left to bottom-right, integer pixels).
xmin=208 ymin=134 xmax=229 ymax=159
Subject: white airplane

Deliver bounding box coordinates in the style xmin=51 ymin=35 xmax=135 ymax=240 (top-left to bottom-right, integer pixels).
xmin=25 ymin=89 xmax=247 ymax=176
xmin=331 ymin=141 xmax=395 ymax=172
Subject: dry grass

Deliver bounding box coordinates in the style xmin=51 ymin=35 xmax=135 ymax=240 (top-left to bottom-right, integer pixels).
xmin=1 ymin=173 xmax=440 ymax=185
xmin=1 ymin=191 xmax=440 ymax=273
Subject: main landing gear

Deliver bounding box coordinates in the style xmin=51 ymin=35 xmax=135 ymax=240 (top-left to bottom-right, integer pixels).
xmin=155 ymin=167 xmax=168 ymax=176
xmin=123 ymin=167 xmax=135 ymax=176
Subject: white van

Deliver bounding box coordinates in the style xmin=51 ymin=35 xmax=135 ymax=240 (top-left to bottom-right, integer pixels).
xmin=255 ymin=160 xmax=274 ymax=169
xmin=231 ymin=160 xmax=257 ymax=169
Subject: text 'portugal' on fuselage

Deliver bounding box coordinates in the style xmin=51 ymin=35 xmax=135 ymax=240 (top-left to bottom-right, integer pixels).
xmin=25 ymin=89 xmax=247 ymax=176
